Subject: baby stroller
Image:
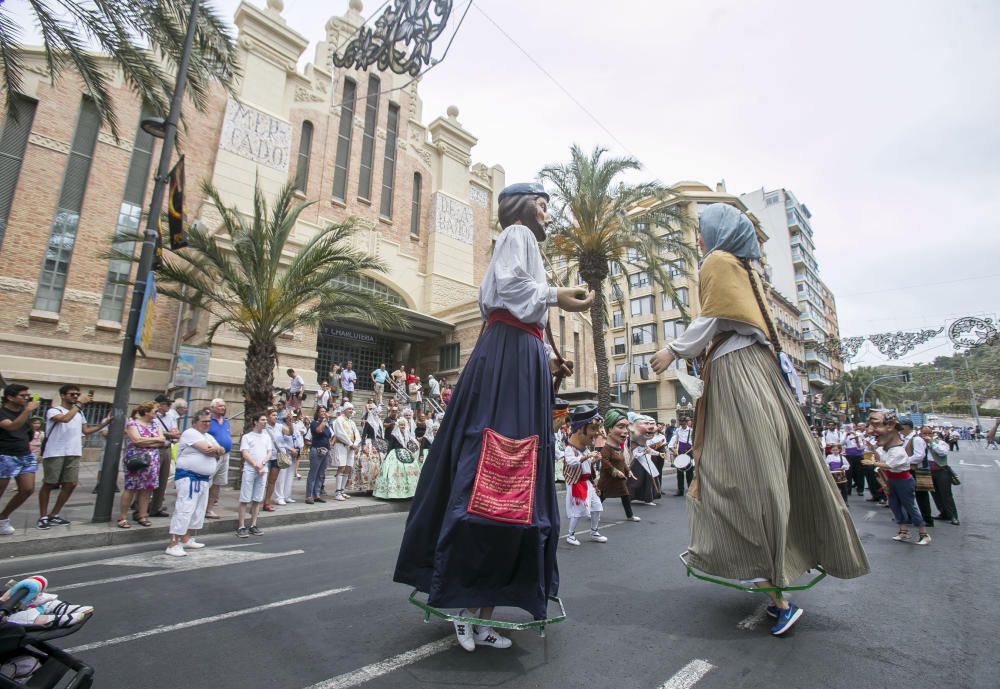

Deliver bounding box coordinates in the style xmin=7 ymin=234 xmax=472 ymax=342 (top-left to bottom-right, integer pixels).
xmin=0 ymin=577 xmax=94 ymax=688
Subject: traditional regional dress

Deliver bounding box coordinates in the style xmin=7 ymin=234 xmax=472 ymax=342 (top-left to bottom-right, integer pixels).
xmin=672 ymin=248 xmax=869 ymax=586
xmin=563 ymin=444 xmax=602 ymax=520
xmin=393 ymin=224 xmax=560 ymax=619
xmin=373 ymin=424 xmax=423 ymax=500
xmin=627 ymin=441 xmax=661 ymax=503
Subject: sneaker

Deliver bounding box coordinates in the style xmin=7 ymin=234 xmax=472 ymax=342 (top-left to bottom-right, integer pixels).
xmin=34 ymin=599 xmax=94 ymax=618
xmin=342 ymin=493 xmax=352 ymax=499
xmin=295 ymin=473 xmax=303 ymax=479
xmin=165 ymin=544 xmax=187 ymax=557
xmin=36 ymin=517 xmax=51 ymax=530
xmin=0 ymin=519 xmax=14 ymax=536
xmin=892 ymin=531 xmax=910 ymax=542
xmin=590 ymin=531 xmax=608 ymax=543
xmin=454 ymin=611 xmax=476 ymax=652
xmin=313 ymin=497 xmax=326 ymax=503
xmin=765 ymin=604 xmax=781 ymax=619
xmin=236 ymin=527 xmax=249 ymax=538
xmin=950 ymin=519 xmax=961 ymax=526
xmin=566 ymin=534 xmax=581 ymax=546
xmin=47 ymin=515 xmax=71 ymax=526
xmin=917 ymin=534 xmax=931 ymax=546
xmin=183 ymin=539 xmax=206 ymax=549
xmin=334 ymin=493 xmax=347 ymax=501
xmin=474 ymin=626 xmax=512 ymax=649
xmin=285 ymin=497 xmax=296 ymax=503
xmin=249 ymin=525 xmax=264 ymax=536
xmin=770 ymin=603 xmax=803 ymax=636
xmin=625 ymin=515 xmax=641 ymax=522
xmin=275 ymin=498 xmax=287 ymax=506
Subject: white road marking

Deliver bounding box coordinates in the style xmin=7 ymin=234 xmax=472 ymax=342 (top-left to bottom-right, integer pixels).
xmin=864 ymin=510 xmax=878 ymax=521
xmin=302 ymin=637 xmax=456 ymax=689
xmin=55 ymin=549 xmax=305 ymax=591
xmin=959 ymin=460 xmax=989 ymax=468
xmin=66 ymin=587 xmax=353 ymax=653
xmin=994 ymin=459 xmax=1000 ymax=470
xmin=657 ymin=659 xmax=716 ymax=689
xmin=736 ymin=605 xmax=768 ymax=630
xmin=560 ymin=519 xmax=629 ymax=539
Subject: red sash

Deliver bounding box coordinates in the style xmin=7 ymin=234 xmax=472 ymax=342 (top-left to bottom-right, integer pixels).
xmin=571 ymin=473 xmax=591 ymax=506
xmin=487 ymin=309 xmax=543 ymax=341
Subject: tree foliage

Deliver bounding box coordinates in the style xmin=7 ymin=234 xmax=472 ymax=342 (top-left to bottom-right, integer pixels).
xmin=0 ymin=0 xmax=239 ymax=139
xmin=539 ymin=144 xmax=699 ymax=413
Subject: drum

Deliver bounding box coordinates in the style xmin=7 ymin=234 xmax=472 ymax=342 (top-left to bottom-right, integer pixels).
xmin=831 ymin=469 xmax=847 ymax=486
xmin=673 ymin=453 xmax=692 ymax=470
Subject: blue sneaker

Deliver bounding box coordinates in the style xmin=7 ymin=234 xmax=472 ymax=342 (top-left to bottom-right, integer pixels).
xmin=765 ymin=604 xmax=780 ymax=619
xmin=770 ymin=603 xmax=803 ymax=636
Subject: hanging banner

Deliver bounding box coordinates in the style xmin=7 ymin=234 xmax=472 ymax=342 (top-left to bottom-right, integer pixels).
xmin=168 ymin=156 xmax=187 ymax=250
xmin=135 ymin=273 xmax=157 ymax=356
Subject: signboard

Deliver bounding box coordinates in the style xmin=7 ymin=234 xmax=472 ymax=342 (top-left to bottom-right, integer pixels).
xmin=858 ymin=402 xmax=871 ymax=411
xmin=134 ymin=273 xmax=157 ymax=355
xmin=219 ymin=98 xmax=291 ymax=172
xmin=173 ymin=345 xmax=211 ymax=388
xmin=910 ymin=412 xmax=925 ymax=426
xmin=319 ymin=325 xmax=377 ymax=344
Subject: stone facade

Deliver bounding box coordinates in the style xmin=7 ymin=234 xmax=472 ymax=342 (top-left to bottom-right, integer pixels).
xmin=0 ymin=0 xmax=597 ymax=422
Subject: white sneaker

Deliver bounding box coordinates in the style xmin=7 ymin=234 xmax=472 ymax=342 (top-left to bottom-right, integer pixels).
xmin=454 ymin=610 xmax=476 ymax=652
xmin=285 ymin=497 xmax=296 ymax=503
xmin=342 ymin=492 xmax=352 ymax=499
xmin=35 ymin=599 xmax=94 ymax=618
xmin=275 ymin=498 xmax=287 ymax=506
xmin=566 ymin=534 xmax=581 ymax=546
xmin=0 ymin=519 xmax=14 ymax=536
xmin=334 ymin=493 xmax=347 ymax=501
xmin=917 ymin=534 xmax=931 ymax=546
xmin=590 ymin=531 xmax=608 ymax=543
xmin=626 ymin=515 xmax=641 ymax=522
xmin=165 ymin=544 xmax=187 ymax=557
xmin=183 ymin=539 xmax=206 ymax=549
xmin=474 ymin=626 xmax=512 ymax=649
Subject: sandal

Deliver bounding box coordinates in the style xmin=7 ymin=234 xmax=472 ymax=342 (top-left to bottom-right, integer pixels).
xmin=136 ymin=518 xmax=152 ymax=527
xmin=117 ymin=519 xmax=131 ymax=529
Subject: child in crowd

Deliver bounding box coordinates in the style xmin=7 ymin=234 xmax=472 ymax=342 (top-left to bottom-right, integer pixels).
xmin=825 ymin=443 xmax=850 ymax=503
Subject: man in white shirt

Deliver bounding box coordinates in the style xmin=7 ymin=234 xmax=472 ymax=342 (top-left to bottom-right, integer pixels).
xmin=150 ymin=395 xmax=182 ymax=518
xmin=667 ymin=417 xmax=695 ymax=496
xmin=340 ymin=361 xmax=357 ymax=402
xmin=901 ymin=418 xmax=935 ymax=527
xmin=238 ymin=414 xmax=273 ymax=537
xmin=331 ymin=402 xmax=359 ymax=500
xmin=822 ymin=422 xmax=844 ymax=456
xmin=38 ymin=384 xmax=111 ymax=529
xmin=166 ymin=408 xmax=226 ymax=556
xmin=286 ymin=368 xmax=305 ymax=412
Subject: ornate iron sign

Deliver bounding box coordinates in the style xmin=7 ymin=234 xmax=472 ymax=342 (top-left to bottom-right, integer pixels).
xmin=332 ymin=0 xmax=453 ymax=76
xmin=948 ymin=316 xmax=998 ymax=350
xmin=868 ymin=328 xmax=943 ymax=359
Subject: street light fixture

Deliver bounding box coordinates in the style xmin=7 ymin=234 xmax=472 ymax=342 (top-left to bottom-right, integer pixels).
xmin=140 ymin=117 xmax=167 ymax=139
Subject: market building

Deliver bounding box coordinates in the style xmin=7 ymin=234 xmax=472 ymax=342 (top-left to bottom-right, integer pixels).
xmin=0 ymin=0 xmax=597 ymax=439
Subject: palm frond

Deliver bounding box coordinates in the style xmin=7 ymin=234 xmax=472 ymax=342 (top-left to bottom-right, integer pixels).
xmin=0 ymin=10 xmax=26 ymax=109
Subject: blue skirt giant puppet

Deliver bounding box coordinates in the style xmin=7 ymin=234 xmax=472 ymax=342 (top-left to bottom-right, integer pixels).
xmin=393 ymin=183 xmax=593 ymax=651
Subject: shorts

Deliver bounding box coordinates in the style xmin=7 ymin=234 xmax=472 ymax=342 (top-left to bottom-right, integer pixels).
xmin=212 ymin=454 xmax=230 ymax=486
xmin=267 ymin=459 xmax=279 ymax=470
xmin=373 ymin=382 xmax=384 ymax=396
xmin=239 ymin=464 xmax=266 ymax=503
xmin=42 ymin=455 xmax=81 ymax=485
xmin=0 ymin=453 xmax=37 ymax=480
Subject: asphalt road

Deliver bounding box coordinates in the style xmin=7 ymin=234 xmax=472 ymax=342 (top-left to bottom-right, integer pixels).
xmin=5 ymin=445 xmax=999 ymax=689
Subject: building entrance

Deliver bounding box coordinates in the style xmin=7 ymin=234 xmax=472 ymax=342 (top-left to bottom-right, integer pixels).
xmin=315 ymin=323 xmax=396 ymax=392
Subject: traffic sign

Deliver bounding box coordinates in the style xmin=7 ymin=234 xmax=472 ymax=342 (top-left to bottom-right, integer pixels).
xmin=857 ymin=402 xmax=871 ymax=410
xmin=910 ymin=412 xmax=925 ymax=426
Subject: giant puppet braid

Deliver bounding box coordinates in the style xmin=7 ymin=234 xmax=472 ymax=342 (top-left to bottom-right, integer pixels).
xmin=739 ymin=257 xmax=783 ymax=354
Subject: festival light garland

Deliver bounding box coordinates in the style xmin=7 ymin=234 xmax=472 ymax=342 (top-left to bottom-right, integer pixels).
xmin=332 ymin=1 xmax=454 ymax=76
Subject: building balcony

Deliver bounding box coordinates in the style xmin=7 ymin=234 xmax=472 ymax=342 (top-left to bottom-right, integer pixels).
xmin=808 ymin=371 xmax=832 ymax=387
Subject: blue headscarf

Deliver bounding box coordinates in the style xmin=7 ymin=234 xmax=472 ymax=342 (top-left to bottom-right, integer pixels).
xmin=698 ymin=203 xmax=760 ymax=260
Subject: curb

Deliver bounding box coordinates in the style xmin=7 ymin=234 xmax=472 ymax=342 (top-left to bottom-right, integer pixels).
xmin=1 ymin=500 xmax=411 ymax=558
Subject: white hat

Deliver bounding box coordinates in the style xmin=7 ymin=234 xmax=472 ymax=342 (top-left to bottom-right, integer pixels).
xmin=342 ymin=402 xmax=354 ymax=411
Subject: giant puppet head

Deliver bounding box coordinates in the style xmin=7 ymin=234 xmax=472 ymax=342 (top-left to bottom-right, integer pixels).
xmin=498 ymin=182 xmax=551 ymax=241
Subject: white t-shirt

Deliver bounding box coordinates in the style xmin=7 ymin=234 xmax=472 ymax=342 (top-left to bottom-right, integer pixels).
xmin=240 ymin=430 xmax=274 ymax=465
xmin=176 ymin=428 xmax=220 ymax=476
xmin=43 ymin=406 xmax=86 ymax=458
xmin=341 ymin=369 xmax=357 ymax=392
xmin=289 ymin=375 xmax=305 ymax=394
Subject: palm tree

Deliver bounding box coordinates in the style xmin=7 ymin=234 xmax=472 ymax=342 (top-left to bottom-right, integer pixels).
xmin=825 ymin=367 xmax=897 ymax=419
xmin=0 ymin=1 xmax=239 ymax=139
xmin=121 ymin=180 xmax=407 ymax=421
xmin=540 ymin=144 xmax=699 ymax=413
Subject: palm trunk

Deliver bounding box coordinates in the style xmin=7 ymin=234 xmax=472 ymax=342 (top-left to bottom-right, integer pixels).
xmin=244 ymin=339 xmax=277 ymax=433
xmin=587 ymin=282 xmax=611 ymax=414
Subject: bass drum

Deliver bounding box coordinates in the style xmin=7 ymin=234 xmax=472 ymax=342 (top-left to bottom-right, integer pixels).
xmin=673 ymin=453 xmax=692 ymax=470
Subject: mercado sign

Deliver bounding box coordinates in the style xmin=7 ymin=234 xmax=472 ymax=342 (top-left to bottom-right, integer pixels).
xmin=219 ymin=98 xmax=291 ymax=172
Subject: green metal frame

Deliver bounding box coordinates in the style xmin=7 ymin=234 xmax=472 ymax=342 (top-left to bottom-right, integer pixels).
xmin=679 ymin=551 xmax=827 ymax=599
xmin=407 ymin=590 xmax=567 ymax=637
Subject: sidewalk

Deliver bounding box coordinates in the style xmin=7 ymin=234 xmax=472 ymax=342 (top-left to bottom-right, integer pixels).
xmin=0 ymin=461 xmax=410 ymax=558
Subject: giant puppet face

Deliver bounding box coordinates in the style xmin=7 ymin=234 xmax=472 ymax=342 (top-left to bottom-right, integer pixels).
xmin=498 ymin=193 xmax=551 ymax=241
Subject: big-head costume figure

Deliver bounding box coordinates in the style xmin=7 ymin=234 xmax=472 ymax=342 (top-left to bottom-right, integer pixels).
xmin=394 ymin=183 xmax=593 ymax=631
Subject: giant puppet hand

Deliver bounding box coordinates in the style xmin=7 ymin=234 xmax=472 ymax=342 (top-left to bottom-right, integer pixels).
xmin=550 ymin=356 xmax=574 ymax=378
xmin=649 ymin=346 xmax=676 ymax=374
xmin=556 ymin=287 xmax=594 ymax=313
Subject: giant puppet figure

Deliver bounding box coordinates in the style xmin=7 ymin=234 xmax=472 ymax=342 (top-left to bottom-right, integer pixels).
xmin=650 ymin=204 xmax=869 ymax=636
xmin=394 ymin=183 xmax=594 ymax=651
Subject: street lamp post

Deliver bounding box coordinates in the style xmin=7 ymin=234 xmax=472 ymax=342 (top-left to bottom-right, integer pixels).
xmin=93 ymin=0 xmax=202 ymax=522
xmin=860 ymin=372 xmax=911 ymax=415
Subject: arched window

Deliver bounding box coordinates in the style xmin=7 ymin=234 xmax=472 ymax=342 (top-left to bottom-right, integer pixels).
xmin=294 ymin=120 xmax=313 ymax=192
xmin=410 ymin=172 xmax=422 ymax=238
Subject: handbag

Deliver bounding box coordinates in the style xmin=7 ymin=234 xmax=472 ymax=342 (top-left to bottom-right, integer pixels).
xmin=947 ymin=465 xmax=961 ymax=486
xmin=125 ymin=451 xmax=150 ymax=473
xmin=276 ymin=451 xmax=292 ymax=469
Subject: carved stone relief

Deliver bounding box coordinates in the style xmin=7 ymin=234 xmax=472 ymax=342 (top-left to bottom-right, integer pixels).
xmin=468 ymin=184 xmax=489 ymax=209
xmin=28 ymin=133 xmax=70 ymax=154
xmin=219 ymin=98 xmax=292 ymax=172
xmin=431 ymin=193 xmax=474 ymax=245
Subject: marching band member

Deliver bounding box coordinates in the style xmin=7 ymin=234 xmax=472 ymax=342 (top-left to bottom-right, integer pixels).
xmin=667 ymin=417 xmax=695 ymax=496
xmin=562 ymin=404 xmax=606 ymax=545
xmin=649 ymin=203 xmax=869 ymax=636
xmin=825 ymin=443 xmax=850 ymax=503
